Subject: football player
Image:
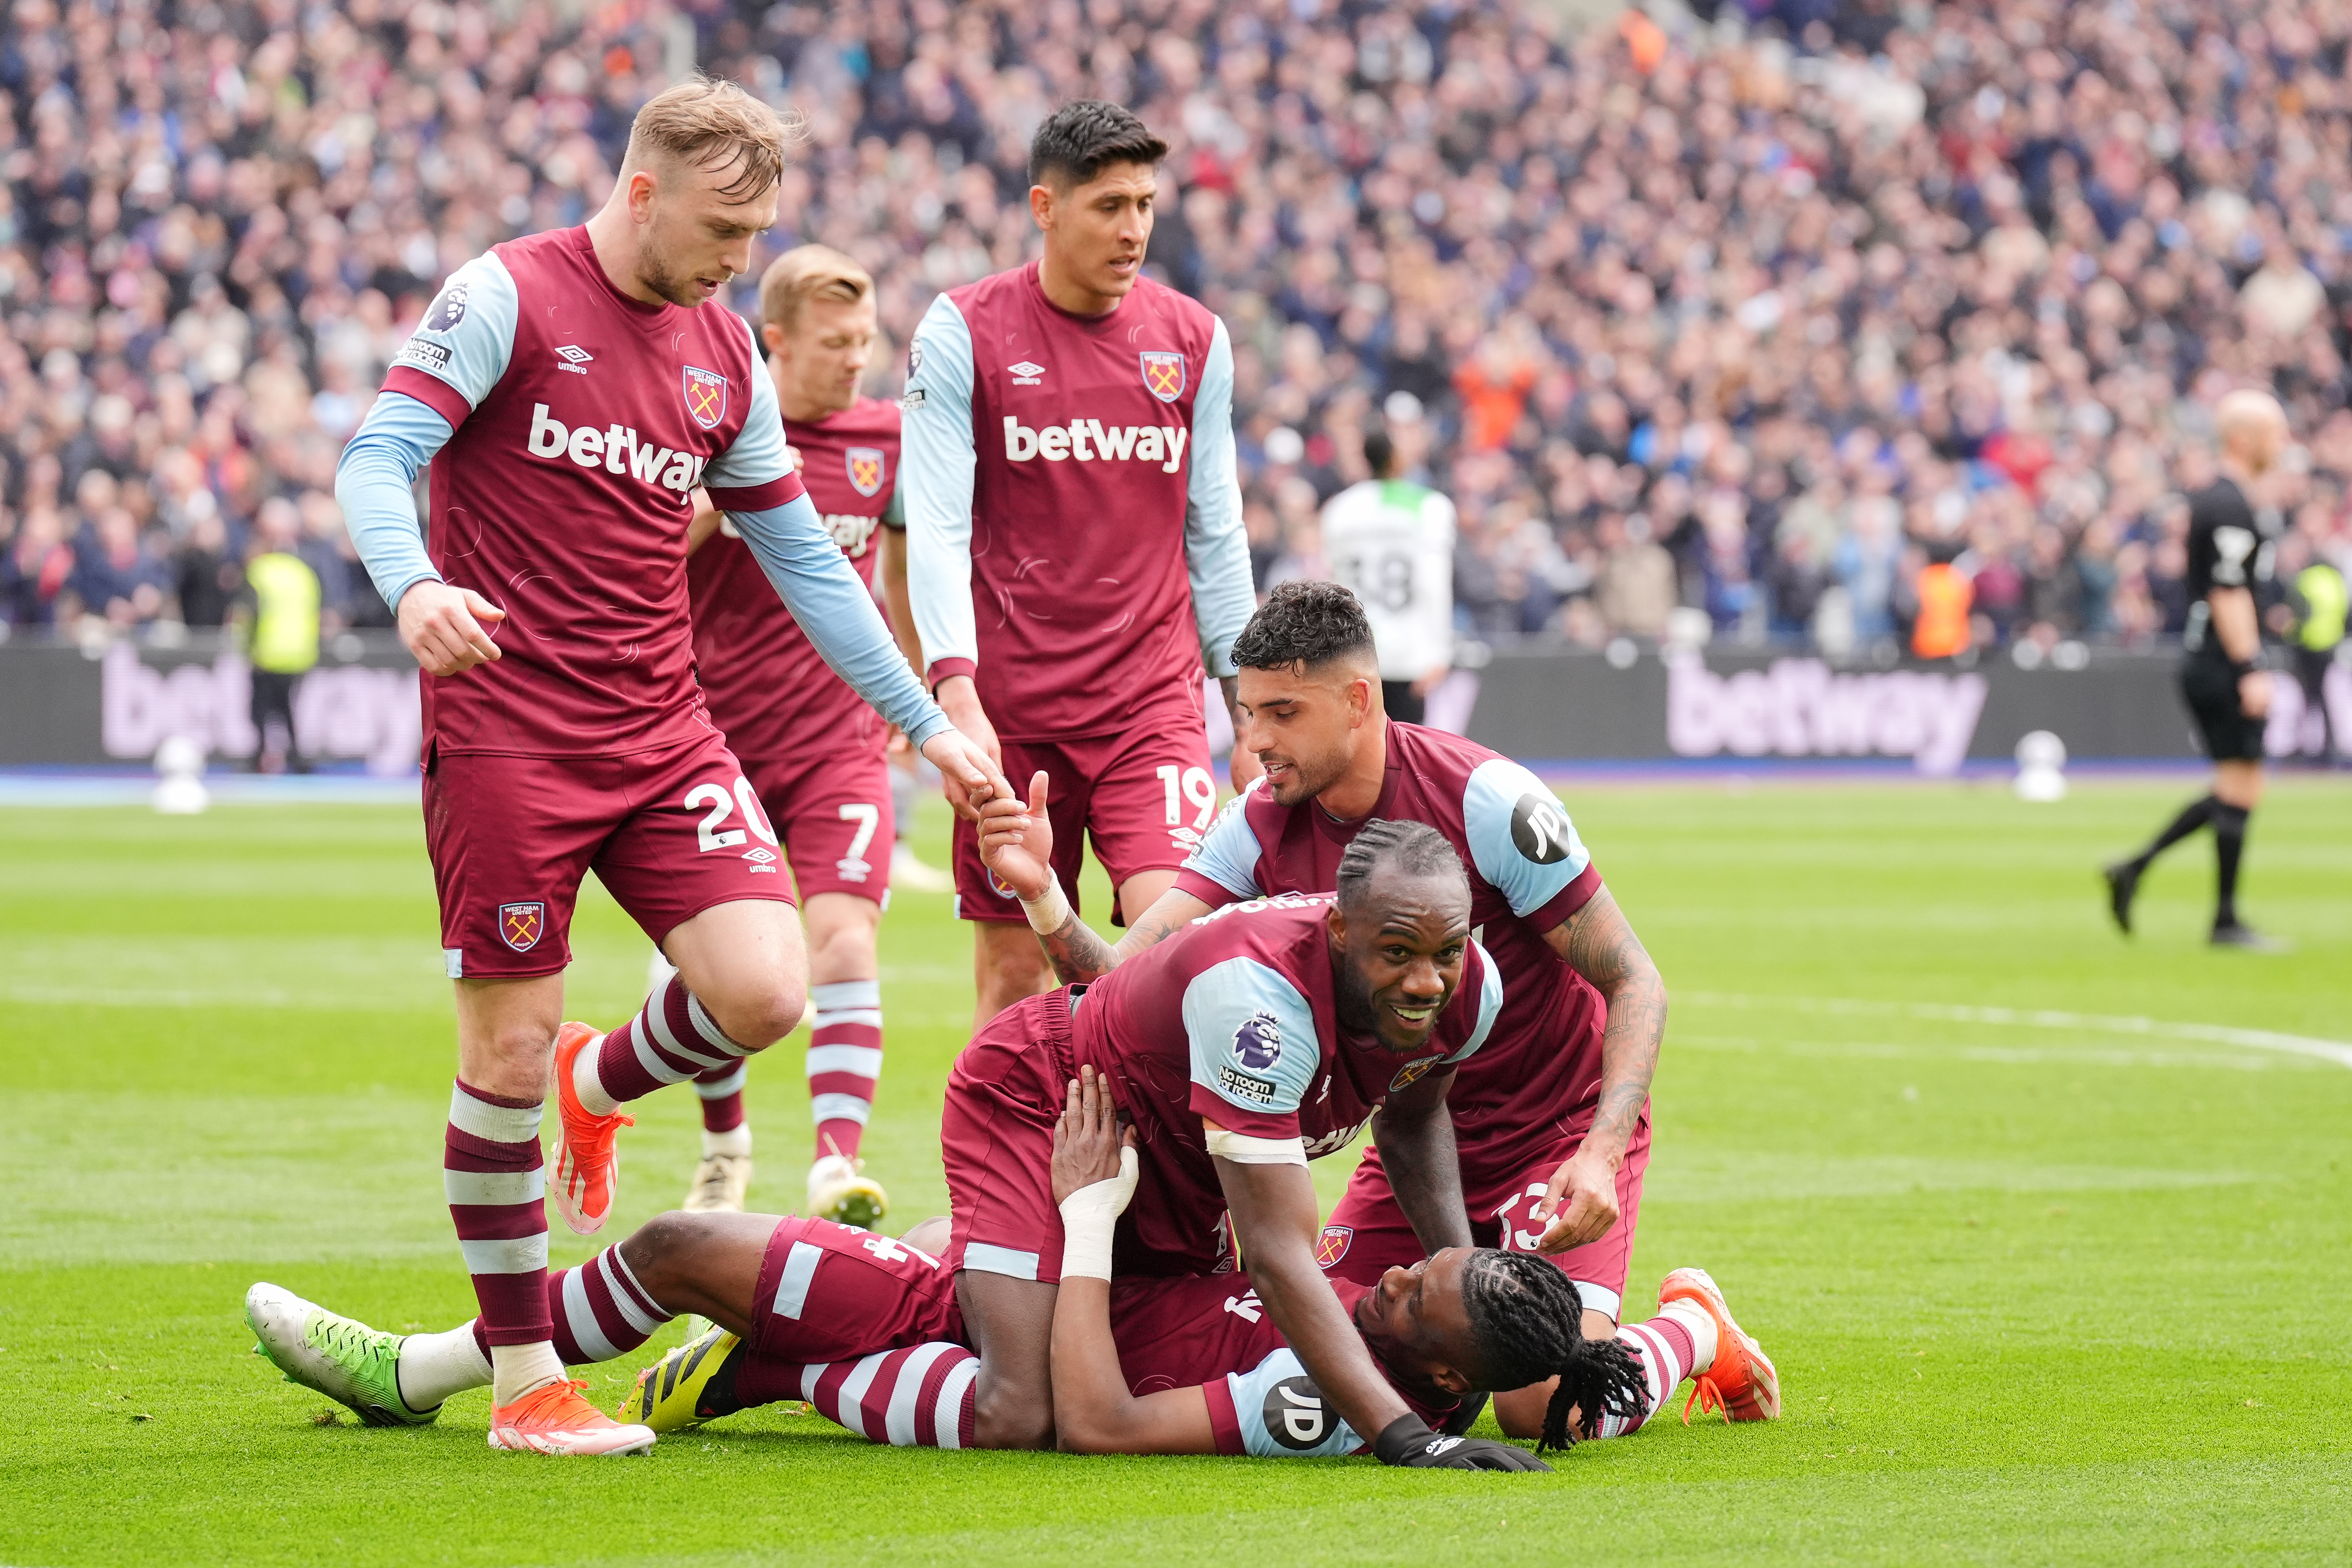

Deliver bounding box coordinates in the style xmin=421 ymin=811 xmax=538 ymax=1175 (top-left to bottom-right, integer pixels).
xmin=901 ymin=100 xmax=1260 ymax=1029
xmin=335 ymin=79 xmax=1005 ymax=1455
xmin=977 ymin=581 xmax=1734 ymax=1441
xmin=241 ymin=1073 xmax=1777 ymax=1460
xmin=668 ymin=243 xmax=913 ymax=1229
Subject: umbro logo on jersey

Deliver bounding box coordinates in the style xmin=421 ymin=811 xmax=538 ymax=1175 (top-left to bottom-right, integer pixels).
xmin=526 ymin=404 xmax=707 ymax=493
xmin=554 ymin=345 xmax=592 ymax=375
xmin=1008 ymin=361 xmax=1045 ymax=384
xmin=1003 ymin=417 xmax=1190 ymax=473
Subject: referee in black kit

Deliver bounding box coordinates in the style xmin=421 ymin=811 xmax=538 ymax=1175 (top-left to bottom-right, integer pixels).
xmin=2105 ymin=389 xmax=2291 ymax=950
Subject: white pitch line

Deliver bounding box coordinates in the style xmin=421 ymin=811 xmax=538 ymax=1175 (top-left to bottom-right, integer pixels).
xmin=1680 ymin=991 xmax=2352 ymax=1071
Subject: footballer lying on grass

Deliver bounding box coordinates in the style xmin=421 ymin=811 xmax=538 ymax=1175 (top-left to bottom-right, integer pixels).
xmin=247 ymin=1071 xmax=1767 ymax=1463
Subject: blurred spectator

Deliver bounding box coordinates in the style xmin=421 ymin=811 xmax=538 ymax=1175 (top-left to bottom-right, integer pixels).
xmin=174 ymin=513 xmax=239 ymax=629
xmin=7 ymin=0 xmax=2352 ymax=666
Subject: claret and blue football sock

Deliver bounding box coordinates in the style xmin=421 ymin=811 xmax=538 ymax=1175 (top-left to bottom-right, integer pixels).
xmin=693 ymin=1061 xmax=753 ymax=1158
xmin=402 ymin=1245 xmax=676 ymax=1411
xmin=1588 ymin=1300 xmax=1713 ymax=1440
xmin=576 ymin=972 xmax=756 ymax=1114
xmin=806 ymin=979 xmax=883 ymax=1163
xmin=752 ymin=1344 xmax=979 ymax=1448
xmin=443 ymin=1080 xmax=558 ymax=1405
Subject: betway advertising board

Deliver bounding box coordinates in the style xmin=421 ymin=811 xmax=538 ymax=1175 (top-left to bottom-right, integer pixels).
xmin=0 ymin=639 xmax=2343 ymax=772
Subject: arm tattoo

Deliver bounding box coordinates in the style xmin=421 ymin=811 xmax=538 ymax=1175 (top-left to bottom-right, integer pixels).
xmin=1036 ymin=911 xmax=1121 ymax=986
xmin=1036 ymin=900 xmax=1199 ymax=986
xmin=1554 ymin=889 xmax=1668 ymax=1153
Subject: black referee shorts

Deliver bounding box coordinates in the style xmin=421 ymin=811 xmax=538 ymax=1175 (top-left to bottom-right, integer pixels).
xmin=2180 ymin=654 xmax=2268 ymax=762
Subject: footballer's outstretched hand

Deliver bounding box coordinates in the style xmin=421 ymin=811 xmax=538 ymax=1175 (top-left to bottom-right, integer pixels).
xmin=978 ymin=771 xmax=1058 ymax=903
xmin=1375 ymin=1414 xmax=1551 ymax=1472
xmin=1532 ymin=1142 xmax=1621 ymax=1254
xmin=921 ymin=728 xmax=1011 ymax=822
xmin=398 ymin=581 xmax=506 ymax=676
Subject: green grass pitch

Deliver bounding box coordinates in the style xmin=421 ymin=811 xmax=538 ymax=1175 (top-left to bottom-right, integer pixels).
xmin=2 ymin=777 xmax=2348 ymax=1565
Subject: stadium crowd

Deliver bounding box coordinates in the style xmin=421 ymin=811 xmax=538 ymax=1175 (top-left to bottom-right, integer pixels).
xmin=6 ymin=0 xmax=2352 ymax=659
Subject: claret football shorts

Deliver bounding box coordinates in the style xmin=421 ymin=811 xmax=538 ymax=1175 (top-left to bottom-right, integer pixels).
xmin=741 ymin=745 xmax=896 ymax=907
xmin=950 ymin=689 xmax=1217 ymax=924
xmin=1317 ymin=1120 xmax=1651 ymax=1324
xmin=424 ymin=729 xmax=798 ymax=980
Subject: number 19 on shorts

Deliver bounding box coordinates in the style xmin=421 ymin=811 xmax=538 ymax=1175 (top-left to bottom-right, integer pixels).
xmin=1158 ymin=764 xmax=1216 ymax=850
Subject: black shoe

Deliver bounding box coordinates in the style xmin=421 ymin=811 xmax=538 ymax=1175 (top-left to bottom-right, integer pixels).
xmin=2101 ymin=861 xmax=2140 ymax=934
xmin=2209 ymin=922 xmax=2290 ymax=953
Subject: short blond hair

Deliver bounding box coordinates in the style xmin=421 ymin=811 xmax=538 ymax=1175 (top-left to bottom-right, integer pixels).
xmin=624 ymin=76 xmax=802 ymax=200
xmin=760 ymin=244 xmax=874 ymax=335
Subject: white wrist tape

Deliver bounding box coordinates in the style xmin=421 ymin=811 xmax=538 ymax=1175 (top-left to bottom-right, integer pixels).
xmin=1056 ymin=1145 xmax=1138 ymax=1281
xmin=1023 ymin=880 xmax=1073 ymax=936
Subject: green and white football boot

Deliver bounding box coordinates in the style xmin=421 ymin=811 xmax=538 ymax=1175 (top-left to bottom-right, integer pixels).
xmin=246 ymin=1282 xmax=440 ymax=1427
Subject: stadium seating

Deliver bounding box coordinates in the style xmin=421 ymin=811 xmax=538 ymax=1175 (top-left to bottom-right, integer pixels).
xmin=3 ymin=0 xmax=2349 ymax=657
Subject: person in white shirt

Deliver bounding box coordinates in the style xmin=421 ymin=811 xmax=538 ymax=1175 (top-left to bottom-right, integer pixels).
xmin=1320 ymin=428 xmax=1456 ymax=722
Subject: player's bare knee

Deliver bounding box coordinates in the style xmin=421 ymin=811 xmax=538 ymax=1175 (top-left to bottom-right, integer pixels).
xmin=971 ymin=1385 xmax=1055 ymax=1450
xmin=703 ymin=978 xmax=807 ymax=1051
xmin=617 ymin=1210 xmax=700 ymax=1296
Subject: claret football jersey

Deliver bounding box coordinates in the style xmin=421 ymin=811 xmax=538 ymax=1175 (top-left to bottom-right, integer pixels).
xmin=1108 ymin=1272 xmax=1460 ymax=1457
xmin=899 ymin=262 xmax=1254 ymax=741
xmin=1072 ymin=892 xmax=1500 ymax=1164
xmin=689 ymin=395 xmax=903 ymax=762
xmin=380 ymin=226 xmax=802 ymax=757
xmin=1174 ymin=722 xmax=1613 ymax=1177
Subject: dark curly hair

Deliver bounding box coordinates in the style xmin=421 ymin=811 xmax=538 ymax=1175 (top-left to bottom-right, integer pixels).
xmin=1030 ymin=100 xmax=1168 ymax=188
xmin=1230 ymin=580 xmax=1375 ymax=672
xmin=1460 ymin=1250 xmax=1648 ymax=1451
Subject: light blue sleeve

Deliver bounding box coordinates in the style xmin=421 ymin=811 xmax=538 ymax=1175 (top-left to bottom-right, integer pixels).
xmin=702 ymin=316 xmax=793 ymax=491
xmin=393 ymin=251 xmax=519 ymax=409
xmin=1183 ymin=955 xmax=1320 ymax=1118
xmin=1462 ymin=758 xmax=1593 ymax=919
xmin=1226 ymin=1350 xmax=1366 ymax=1457
xmin=1443 ymin=938 xmax=1505 ymax=1064
xmin=334 ymin=391 xmax=451 ymax=612
xmin=1184 ymin=318 xmax=1254 ymax=679
xmin=900 ymin=294 xmax=979 ymax=674
xmin=1177 ymin=780 xmax=1266 ymax=900
xmin=724 ymin=489 xmax=953 ymax=750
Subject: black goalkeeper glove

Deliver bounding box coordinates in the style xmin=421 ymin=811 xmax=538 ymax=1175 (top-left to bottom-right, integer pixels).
xmin=1374 ymin=1413 xmax=1551 ymax=1472
xmin=1436 ymin=1391 xmax=1490 ymax=1438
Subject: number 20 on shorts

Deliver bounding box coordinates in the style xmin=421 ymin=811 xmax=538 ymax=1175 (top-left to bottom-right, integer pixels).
xmin=684 ymin=777 xmax=780 ymax=854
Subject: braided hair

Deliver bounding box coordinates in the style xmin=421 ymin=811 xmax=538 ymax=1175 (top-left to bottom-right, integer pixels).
xmin=1459 ymin=1250 xmax=1648 ymax=1451
xmin=1334 ymin=818 xmax=1464 ymax=911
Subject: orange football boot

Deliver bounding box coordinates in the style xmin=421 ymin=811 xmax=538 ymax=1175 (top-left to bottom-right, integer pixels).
xmin=488 ymin=1378 xmax=655 ymax=1455
xmin=549 ymin=1021 xmax=632 ymax=1235
xmin=1659 ymin=1266 xmax=1781 ymax=1423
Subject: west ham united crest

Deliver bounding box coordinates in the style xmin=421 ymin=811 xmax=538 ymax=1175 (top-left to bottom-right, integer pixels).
xmin=1314 ymin=1224 xmax=1353 ymax=1268
xmin=498 ymin=901 xmax=545 ymax=952
xmin=682 ymin=365 xmax=728 ymax=430
xmin=1139 ymin=350 xmax=1186 ymax=403
xmin=846 ymin=446 xmax=885 ymax=498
